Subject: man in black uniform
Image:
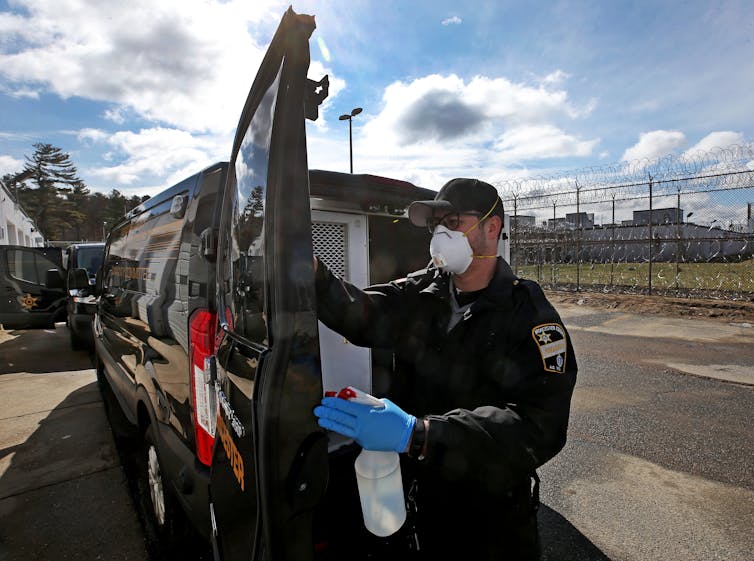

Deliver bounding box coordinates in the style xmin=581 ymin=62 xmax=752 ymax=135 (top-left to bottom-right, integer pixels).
xmin=314 ymin=178 xmax=577 ymax=560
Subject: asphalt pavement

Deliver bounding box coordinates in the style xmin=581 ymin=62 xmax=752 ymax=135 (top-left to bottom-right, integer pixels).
xmin=0 ymin=326 xmax=149 ymax=561
xmin=0 ymin=304 xmax=752 ymax=561
xmin=540 ymin=302 xmax=754 ymax=561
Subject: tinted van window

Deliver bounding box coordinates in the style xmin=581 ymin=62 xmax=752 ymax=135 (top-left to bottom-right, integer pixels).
xmin=76 ymin=246 xmax=104 ymax=275
xmin=102 ymin=198 xmax=185 ymax=340
xmin=7 ymin=248 xmax=60 ymax=285
xmin=219 ymin=68 xmax=281 ymax=344
xmin=101 ymin=223 xmax=138 ymax=318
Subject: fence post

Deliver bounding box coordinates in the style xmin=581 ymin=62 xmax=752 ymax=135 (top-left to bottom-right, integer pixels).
xmin=576 ymin=181 xmax=581 ymax=292
xmin=675 ymin=188 xmax=681 ymax=293
xmin=552 ymin=201 xmax=556 ymax=287
xmin=648 ymin=174 xmax=653 ymax=295
xmin=512 ymin=195 xmax=518 ymax=273
xmin=611 ymin=194 xmax=616 ymax=287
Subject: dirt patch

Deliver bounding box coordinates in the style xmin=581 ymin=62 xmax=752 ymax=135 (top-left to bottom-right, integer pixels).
xmin=545 ymin=290 xmax=754 ymax=324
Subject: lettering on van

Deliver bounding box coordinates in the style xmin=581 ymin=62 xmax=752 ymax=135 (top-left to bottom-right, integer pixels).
xmin=111 ymin=264 xmax=149 ymax=282
xmin=216 ymin=384 xmax=246 ymax=438
xmin=216 ymin=412 xmax=245 ymax=491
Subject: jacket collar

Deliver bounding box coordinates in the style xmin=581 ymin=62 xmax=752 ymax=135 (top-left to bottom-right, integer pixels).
xmin=479 ymin=258 xmax=517 ymax=308
xmin=421 ymin=258 xmax=517 ymax=308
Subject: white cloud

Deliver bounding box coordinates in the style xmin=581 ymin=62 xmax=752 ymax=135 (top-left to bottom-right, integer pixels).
xmin=0 ymin=1 xmax=603 ymax=192
xmin=103 ymin=107 xmax=128 ymax=125
xmin=0 ymin=0 xmax=352 ymax=192
xmin=78 ymin=128 xmax=109 ymax=143
xmin=682 ymin=131 xmax=745 ymax=159
xmin=621 ymin=130 xmax=686 ymax=162
xmin=0 ymin=0 xmax=284 ymax=134
xmin=323 ymin=72 xmax=598 ymax=186
xmin=0 ymin=154 xmax=25 ymax=176
xmin=493 ymin=125 xmax=598 ymax=163
xmin=80 ymin=127 xmax=227 ymax=191
xmin=541 ymin=70 xmax=569 ymax=85
xmin=8 ymin=87 xmax=39 ymax=99
xmin=361 ymin=73 xmax=589 ymax=147
xmin=441 ymin=16 xmax=462 ymax=26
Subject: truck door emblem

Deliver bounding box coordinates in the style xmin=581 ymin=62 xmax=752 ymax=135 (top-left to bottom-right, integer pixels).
xmin=18 ymin=293 xmax=40 ymax=310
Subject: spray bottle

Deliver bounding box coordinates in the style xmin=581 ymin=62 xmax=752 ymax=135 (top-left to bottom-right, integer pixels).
xmin=326 ymin=386 xmax=407 ymax=537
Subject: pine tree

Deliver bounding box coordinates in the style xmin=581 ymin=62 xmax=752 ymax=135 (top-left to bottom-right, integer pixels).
xmin=64 ymin=181 xmax=91 ymax=240
xmin=20 ymin=143 xmax=87 ymax=239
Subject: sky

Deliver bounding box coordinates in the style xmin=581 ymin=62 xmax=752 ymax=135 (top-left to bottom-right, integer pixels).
xmin=0 ymin=0 xmax=753 ymax=198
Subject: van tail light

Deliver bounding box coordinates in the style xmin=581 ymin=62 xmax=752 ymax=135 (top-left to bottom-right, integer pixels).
xmin=189 ymin=309 xmax=218 ymax=466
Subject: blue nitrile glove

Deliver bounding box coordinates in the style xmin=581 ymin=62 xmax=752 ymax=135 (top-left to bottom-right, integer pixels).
xmin=314 ymin=396 xmax=416 ymax=453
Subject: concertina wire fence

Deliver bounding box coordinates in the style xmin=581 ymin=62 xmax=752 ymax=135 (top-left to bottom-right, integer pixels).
xmin=495 ymin=145 xmax=754 ymax=301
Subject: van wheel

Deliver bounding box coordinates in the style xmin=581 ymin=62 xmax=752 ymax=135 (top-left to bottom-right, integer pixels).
xmin=138 ymin=424 xmax=190 ymax=553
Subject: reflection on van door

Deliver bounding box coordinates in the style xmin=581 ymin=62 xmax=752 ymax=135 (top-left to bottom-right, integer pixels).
xmin=312 ymin=210 xmax=372 ymax=397
xmin=210 ymin=8 xmax=328 ymax=561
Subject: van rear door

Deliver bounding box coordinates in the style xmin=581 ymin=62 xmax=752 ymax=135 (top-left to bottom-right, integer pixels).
xmin=0 ymin=246 xmax=65 ymax=329
xmin=210 ymin=8 xmax=327 ymax=561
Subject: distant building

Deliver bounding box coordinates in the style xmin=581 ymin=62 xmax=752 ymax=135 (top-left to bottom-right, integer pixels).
xmin=565 ymin=212 xmax=594 ymax=229
xmin=547 ymin=212 xmax=594 ymax=230
xmin=510 ymin=215 xmax=536 ymax=228
xmin=0 ymin=178 xmax=43 ymax=247
xmin=546 ymin=217 xmax=569 ymax=229
xmin=632 ymin=207 xmax=683 ymax=226
xmin=572 ymin=223 xmax=751 ymax=262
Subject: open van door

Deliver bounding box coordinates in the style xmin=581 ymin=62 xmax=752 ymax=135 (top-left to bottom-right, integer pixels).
xmin=0 ymin=246 xmax=65 ymax=329
xmin=210 ymin=8 xmax=328 ymax=561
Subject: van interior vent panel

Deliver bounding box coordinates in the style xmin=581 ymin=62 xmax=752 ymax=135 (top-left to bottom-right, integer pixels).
xmin=312 ymin=221 xmax=348 ymax=280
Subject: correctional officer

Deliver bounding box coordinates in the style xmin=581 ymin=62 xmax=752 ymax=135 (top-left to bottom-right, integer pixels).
xmin=314 ymin=178 xmax=577 ymax=560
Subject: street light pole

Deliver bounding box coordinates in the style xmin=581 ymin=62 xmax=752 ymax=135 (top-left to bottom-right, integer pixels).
xmin=338 ymin=107 xmax=362 ymax=173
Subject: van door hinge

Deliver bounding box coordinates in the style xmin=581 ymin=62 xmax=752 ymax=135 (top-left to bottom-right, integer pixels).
xmin=305 ymin=75 xmax=329 ymax=121
xmin=200 ymin=227 xmax=218 ymax=261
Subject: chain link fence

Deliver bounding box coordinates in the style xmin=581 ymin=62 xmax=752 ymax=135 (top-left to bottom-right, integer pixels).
xmin=496 ymin=145 xmax=754 ymax=301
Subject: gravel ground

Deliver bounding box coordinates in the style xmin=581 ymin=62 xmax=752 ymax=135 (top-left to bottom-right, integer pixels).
xmin=546 ymin=290 xmax=754 ymax=324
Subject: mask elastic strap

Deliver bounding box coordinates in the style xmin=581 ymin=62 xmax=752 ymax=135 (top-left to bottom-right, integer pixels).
xmin=467 ymin=199 xmax=500 ymax=260
xmin=462 ymin=198 xmax=499 ymax=237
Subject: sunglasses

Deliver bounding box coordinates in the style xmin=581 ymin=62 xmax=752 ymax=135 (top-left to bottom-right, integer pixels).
xmin=426 ymin=212 xmax=483 ymax=233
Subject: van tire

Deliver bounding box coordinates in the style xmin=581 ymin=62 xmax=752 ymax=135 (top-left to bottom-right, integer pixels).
xmin=138 ymin=424 xmax=190 ymax=554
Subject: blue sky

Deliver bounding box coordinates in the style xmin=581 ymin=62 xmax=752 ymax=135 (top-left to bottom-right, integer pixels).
xmin=0 ymin=0 xmax=752 ymax=197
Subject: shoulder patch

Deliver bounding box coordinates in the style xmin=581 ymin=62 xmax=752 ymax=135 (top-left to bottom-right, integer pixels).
xmin=532 ymin=323 xmax=567 ymax=373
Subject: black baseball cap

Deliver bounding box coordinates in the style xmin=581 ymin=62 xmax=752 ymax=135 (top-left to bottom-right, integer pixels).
xmin=408 ymin=178 xmax=505 ymax=227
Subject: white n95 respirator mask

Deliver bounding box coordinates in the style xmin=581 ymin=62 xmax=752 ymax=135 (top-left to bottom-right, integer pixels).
xmin=429 ymin=225 xmax=473 ymax=274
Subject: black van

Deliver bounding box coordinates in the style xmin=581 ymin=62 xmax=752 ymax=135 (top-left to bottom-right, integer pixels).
xmin=94 ymin=160 xmax=434 ymax=543
xmin=0 ymin=245 xmax=66 ymax=329
xmin=63 ymin=242 xmax=105 ymax=349
xmin=94 ymin=161 xmax=228 ymax=549
xmin=95 ymin=7 xmax=445 ymax=560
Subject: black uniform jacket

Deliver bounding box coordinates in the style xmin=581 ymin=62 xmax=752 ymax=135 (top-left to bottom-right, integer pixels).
xmin=315 ymin=258 xmax=577 ymax=551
